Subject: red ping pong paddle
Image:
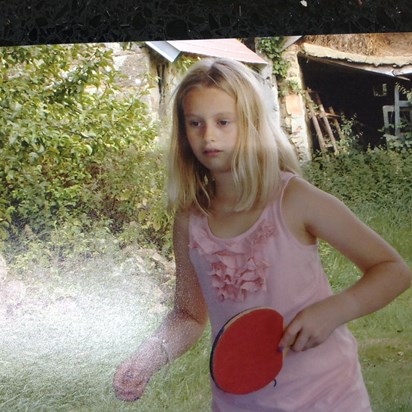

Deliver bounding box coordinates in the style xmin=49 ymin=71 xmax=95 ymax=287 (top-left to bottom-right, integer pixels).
xmin=210 ymin=307 xmax=285 ymax=395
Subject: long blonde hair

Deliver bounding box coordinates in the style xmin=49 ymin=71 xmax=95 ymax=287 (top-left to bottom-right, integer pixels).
xmin=167 ymin=58 xmax=301 ymax=214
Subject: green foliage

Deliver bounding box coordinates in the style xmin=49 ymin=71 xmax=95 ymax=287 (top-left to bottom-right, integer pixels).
xmin=333 ymin=114 xmax=363 ymax=154
xmin=256 ymin=37 xmax=290 ymax=82
xmin=385 ymin=130 xmax=412 ymax=151
xmin=303 ymin=147 xmax=412 ymax=211
xmin=89 ymin=142 xmax=172 ymax=252
xmin=174 ymin=55 xmax=200 ymax=73
xmin=284 ymin=80 xmax=301 ymax=95
xmin=0 ymin=44 xmax=171 ymax=251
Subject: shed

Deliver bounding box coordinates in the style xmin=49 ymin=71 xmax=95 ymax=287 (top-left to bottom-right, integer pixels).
xmin=281 ymin=33 xmax=412 ymax=156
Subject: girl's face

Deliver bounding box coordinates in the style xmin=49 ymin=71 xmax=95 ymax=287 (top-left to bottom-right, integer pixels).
xmin=183 ymin=86 xmax=238 ymax=177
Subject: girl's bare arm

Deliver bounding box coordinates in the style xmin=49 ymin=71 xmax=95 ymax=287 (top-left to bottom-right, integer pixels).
xmin=279 ymin=178 xmax=411 ymax=352
xmin=113 ymin=211 xmax=208 ymax=400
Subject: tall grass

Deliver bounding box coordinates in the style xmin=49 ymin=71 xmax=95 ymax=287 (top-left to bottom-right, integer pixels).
xmin=0 ymin=149 xmax=411 ymax=411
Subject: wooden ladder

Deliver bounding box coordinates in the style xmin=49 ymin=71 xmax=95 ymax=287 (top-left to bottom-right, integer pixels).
xmin=305 ymin=89 xmax=341 ymax=154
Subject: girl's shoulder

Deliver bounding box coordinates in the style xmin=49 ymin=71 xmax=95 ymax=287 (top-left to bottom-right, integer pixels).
xmin=278 ymin=170 xmax=304 ymax=191
xmin=281 ymin=173 xmax=323 ymax=205
xmin=281 ymin=175 xmax=336 ymax=226
xmin=274 ymin=171 xmax=306 ymax=205
xmin=280 ymin=176 xmax=320 ymax=246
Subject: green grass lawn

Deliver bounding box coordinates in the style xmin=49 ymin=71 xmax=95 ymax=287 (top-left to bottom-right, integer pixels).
xmin=355 ymin=289 xmax=412 ymax=412
xmin=345 ymin=204 xmax=412 ymax=412
xmin=318 ymin=249 xmax=412 ymax=412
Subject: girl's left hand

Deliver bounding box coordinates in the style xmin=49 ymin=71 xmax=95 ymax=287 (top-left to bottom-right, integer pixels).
xmin=278 ymin=298 xmax=342 ymax=352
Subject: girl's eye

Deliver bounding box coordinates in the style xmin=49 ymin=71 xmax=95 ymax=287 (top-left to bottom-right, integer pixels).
xmin=188 ymin=120 xmax=202 ymax=127
xmin=218 ymin=120 xmax=230 ymax=126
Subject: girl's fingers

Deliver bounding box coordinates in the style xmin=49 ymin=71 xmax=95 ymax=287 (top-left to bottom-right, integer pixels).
xmin=278 ymin=320 xmax=301 ymax=351
xmin=290 ymin=331 xmax=309 ymax=352
xmin=279 ymin=318 xmax=315 ymax=352
xmin=113 ymin=361 xmax=149 ymax=401
xmin=114 ymin=375 xmax=147 ymax=401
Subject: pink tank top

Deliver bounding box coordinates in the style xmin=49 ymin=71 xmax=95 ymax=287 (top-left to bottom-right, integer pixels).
xmin=188 ymin=172 xmax=371 ymax=411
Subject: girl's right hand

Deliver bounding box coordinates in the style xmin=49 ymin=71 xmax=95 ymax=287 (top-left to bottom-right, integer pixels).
xmin=279 ymin=297 xmax=342 ymax=352
xmin=113 ymin=353 xmax=155 ymax=401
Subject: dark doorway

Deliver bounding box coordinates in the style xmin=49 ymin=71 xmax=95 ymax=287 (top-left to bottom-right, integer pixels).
xmin=298 ymin=55 xmax=411 ymax=149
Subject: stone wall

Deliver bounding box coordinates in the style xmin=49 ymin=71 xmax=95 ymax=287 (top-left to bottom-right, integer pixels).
xmin=280 ymin=43 xmax=312 ymax=162
xmin=107 ymin=42 xmax=187 ymax=142
xmin=107 ymin=42 xmax=159 ymax=118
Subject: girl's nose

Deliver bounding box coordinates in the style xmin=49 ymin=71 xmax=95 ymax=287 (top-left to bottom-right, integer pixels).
xmin=203 ymin=124 xmax=215 ymax=142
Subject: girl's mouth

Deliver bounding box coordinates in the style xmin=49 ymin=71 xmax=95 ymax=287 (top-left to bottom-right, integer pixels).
xmin=204 ymin=149 xmax=221 ymax=156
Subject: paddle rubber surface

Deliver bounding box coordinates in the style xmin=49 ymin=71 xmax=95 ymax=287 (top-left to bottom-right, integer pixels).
xmin=210 ymin=307 xmax=284 ymax=395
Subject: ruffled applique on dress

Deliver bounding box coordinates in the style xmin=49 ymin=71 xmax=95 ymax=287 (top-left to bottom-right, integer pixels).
xmin=189 ymin=220 xmax=277 ymax=302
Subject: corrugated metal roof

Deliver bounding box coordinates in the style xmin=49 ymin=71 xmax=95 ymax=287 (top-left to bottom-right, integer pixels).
xmin=146 ymin=39 xmax=267 ymax=65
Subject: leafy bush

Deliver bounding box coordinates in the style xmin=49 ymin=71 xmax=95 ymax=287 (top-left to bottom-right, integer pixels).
xmin=385 ymin=131 xmax=412 ymax=151
xmin=333 ymin=114 xmax=364 ymax=153
xmin=256 ymin=37 xmax=290 ymax=82
xmin=303 ymin=147 xmax=412 ymax=211
xmin=88 ymin=141 xmax=172 ymax=252
xmin=0 ymin=44 xmax=172 ymax=251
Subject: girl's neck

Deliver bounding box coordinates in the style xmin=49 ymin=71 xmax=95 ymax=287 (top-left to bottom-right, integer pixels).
xmin=212 ymin=173 xmax=238 ymax=212
xmin=211 ymin=172 xmax=266 ymax=215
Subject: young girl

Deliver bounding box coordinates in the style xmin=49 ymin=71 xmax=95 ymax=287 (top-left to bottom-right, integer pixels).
xmin=113 ymin=58 xmax=411 ymax=411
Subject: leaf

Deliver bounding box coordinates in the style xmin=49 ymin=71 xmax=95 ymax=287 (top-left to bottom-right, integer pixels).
xmin=28 ymin=152 xmax=39 ymax=162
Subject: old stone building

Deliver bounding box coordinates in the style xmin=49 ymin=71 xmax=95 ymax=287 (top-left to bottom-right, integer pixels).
xmin=108 ymin=33 xmax=412 ymax=161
